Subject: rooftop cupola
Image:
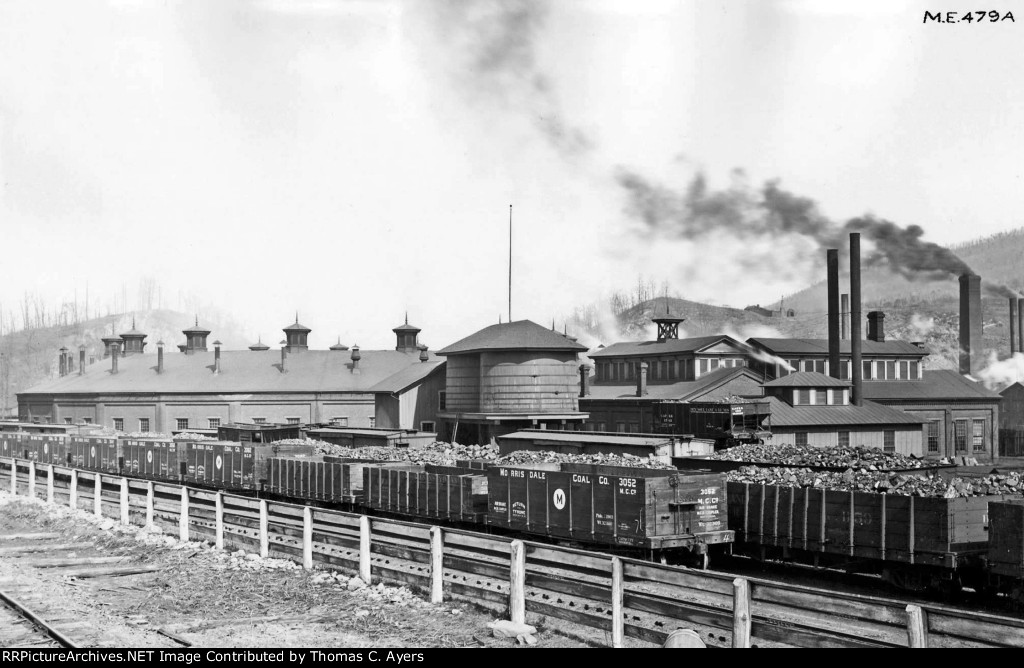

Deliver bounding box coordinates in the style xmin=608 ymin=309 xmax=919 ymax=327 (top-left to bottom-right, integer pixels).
xmin=248 ymin=337 xmax=270 ymax=351
xmin=101 ymin=323 xmax=122 ymax=359
xmin=651 ymin=303 xmax=685 ymax=342
xmin=393 ymin=313 xmax=421 ymax=353
xmin=119 ymin=317 xmax=148 ymax=355
xmin=283 ymin=313 xmax=311 ymax=353
xmin=182 ymin=316 xmax=211 ymax=354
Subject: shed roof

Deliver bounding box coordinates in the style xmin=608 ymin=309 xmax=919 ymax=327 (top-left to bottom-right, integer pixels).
xmin=369 ymin=360 xmax=445 ymax=393
xmin=589 ymin=335 xmax=744 ymax=358
xmin=766 ymin=397 xmax=925 ymax=427
xmin=747 ymin=338 xmax=927 ymax=357
xmin=437 ymin=320 xmax=587 ymax=355
xmin=497 ymin=431 xmax=673 ymax=447
xmin=861 ymin=370 xmax=1000 ymax=401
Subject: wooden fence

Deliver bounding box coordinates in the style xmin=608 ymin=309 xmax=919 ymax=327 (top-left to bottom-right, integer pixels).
xmin=2 ymin=456 xmax=1023 ymax=648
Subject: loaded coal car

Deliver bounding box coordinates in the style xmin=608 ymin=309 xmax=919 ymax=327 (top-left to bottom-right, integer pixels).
xmin=363 ymin=463 xmax=489 ymax=524
xmin=487 ymin=462 xmax=732 ymax=565
xmin=652 ymin=399 xmax=771 ymax=449
xmin=69 ymin=434 xmax=121 ymax=474
xmin=265 ymin=455 xmax=385 ymax=505
xmin=178 ymin=438 xmax=315 ymax=492
xmin=986 ymin=499 xmax=1024 ymax=600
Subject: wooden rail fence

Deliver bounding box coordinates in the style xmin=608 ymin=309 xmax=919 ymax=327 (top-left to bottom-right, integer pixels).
xmin=1 ymin=457 xmax=1023 ymax=648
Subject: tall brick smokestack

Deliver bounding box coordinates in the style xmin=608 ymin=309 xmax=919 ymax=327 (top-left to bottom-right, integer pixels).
xmin=959 ymin=274 xmax=983 ymax=376
xmin=78 ymin=345 xmax=85 ymax=376
xmin=1011 ymin=298 xmax=1018 ymax=355
xmin=579 ymin=364 xmax=590 ymax=398
xmin=1018 ymin=297 xmax=1023 ymax=355
xmin=841 ymin=294 xmax=849 ymax=339
xmin=827 ymin=249 xmax=841 ymax=378
xmin=850 ymin=233 xmax=863 ymax=406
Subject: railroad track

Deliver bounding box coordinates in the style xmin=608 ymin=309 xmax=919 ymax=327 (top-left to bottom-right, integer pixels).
xmin=0 ymin=586 xmax=78 ymax=648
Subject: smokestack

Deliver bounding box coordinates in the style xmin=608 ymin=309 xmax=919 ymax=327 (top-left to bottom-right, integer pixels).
xmin=280 ymin=341 xmax=287 ymax=373
xmin=214 ymin=340 xmax=222 ymax=374
xmin=579 ymin=364 xmax=590 ymax=398
xmin=827 ymin=249 xmax=841 ymax=378
xmin=850 ymin=233 xmax=863 ymax=406
xmin=867 ymin=311 xmax=886 ymax=343
xmin=351 ymin=345 xmax=361 ymax=374
xmin=1018 ymin=297 xmax=1024 ymax=356
xmin=1011 ymin=298 xmax=1018 ymax=355
xmin=59 ymin=347 xmax=68 ymax=377
xmin=841 ymin=294 xmax=850 ymax=339
xmin=78 ymin=345 xmax=85 ymax=376
xmin=157 ymin=340 xmax=164 ymax=374
xmin=959 ymin=273 xmax=983 ymax=376
xmin=635 ymin=362 xmax=648 ymax=397
xmin=111 ymin=343 xmax=120 ymax=374
xmin=67 ymin=354 xmax=74 ymax=374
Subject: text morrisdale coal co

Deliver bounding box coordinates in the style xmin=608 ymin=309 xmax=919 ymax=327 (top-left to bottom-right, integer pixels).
xmin=1 ymin=650 xmax=427 ymax=664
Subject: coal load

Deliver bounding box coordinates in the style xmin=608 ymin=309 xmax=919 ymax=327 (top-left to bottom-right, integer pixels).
xmin=712 ymin=443 xmax=940 ymax=471
xmin=495 ymin=450 xmax=673 ymax=469
xmin=271 ymin=439 xmax=501 ymax=465
xmin=727 ymin=465 xmax=1023 ymax=498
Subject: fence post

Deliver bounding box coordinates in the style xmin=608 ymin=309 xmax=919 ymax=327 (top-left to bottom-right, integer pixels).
xmin=430 ymin=527 xmax=444 ymax=604
xmin=259 ymin=500 xmax=269 ymax=558
xmin=611 ymin=557 xmax=624 ymax=648
xmin=27 ymin=461 xmax=35 ymax=499
xmin=47 ymin=465 xmax=54 ymax=504
xmin=302 ymin=507 xmax=314 ymax=569
xmin=732 ymin=578 xmax=751 ymax=648
xmin=120 ymin=477 xmax=129 ymax=525
xmin=94 ymin=474 xmax=102 ymax=518
xmin=69 ymin=469 xmax=78 ymax=510
xmin=10 ymin=459 xmax=16 ymax=495
xmin=359 ymin=515 xmax=372 ymax=583
xmin=215 ymin=493 xmax=224 ymax=550
xmin=906 ymin=605 xmax=928 ymax=648
xmin=178 ymin=486 xmax=189 ymax=542
xmin=509 ymin=540 xmax=526 ymax=625
xmin=145 ymin=482 xmax=154 ymax=527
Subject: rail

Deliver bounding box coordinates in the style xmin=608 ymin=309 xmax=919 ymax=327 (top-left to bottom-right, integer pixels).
xmin=1 ymin=456 xmax=1022 ymax=648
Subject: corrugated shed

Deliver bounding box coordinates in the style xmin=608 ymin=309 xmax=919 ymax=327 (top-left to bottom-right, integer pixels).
xmin=437 ymin=320 xmax=587 ymax=355
xmin=588 ymin=335 xmax=744 ymax=358
xmin=767 ymin=397 xmax=925 ymax=427
xmin=862 ymin=370 xmax=1000 ymax=401
xmin=747 ymin=337 xmax=927 ymax=356
xmin=20 ymin=349 xmax=441 ymax=395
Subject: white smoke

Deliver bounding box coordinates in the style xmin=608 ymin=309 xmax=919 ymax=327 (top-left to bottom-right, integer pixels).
xmin=908 ymin=313 xmax=935 ymax=338
xmin=976 ymin=351 xmax=1024 ymax=390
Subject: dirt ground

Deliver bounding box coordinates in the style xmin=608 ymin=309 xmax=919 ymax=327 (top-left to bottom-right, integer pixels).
xmin=0 ymin=490 xmax=637 ymax=649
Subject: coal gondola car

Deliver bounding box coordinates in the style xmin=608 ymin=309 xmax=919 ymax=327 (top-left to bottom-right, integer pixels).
xmin=652 ymin=400 xmax=771 ymax=449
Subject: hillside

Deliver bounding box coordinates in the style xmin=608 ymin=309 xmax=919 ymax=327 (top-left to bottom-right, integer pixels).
xmin=0 ymin=310 xmax=250 ymax=416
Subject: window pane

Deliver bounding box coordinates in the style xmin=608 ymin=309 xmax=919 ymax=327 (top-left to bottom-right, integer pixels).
xmin=884 ymin=430 xmax=895 ymax=454
xmin=910 ymin=361 xmax=920 ymax=380
xmin=113 ymin=418 xmax=124 ymax=431
xmin=972 ymin=420 xmax=986 ymax=453
xmin=886 ymin=361 xmax=896 ymax=379
xmin=798 ymin=389 xmax=810 ymax=405
xmin=954 ymin=420 xmax=967 ymax=453
xmin=795 ymin=432 xmax=808 ymax=446
xmin=899 ymin=361 xmax=909 ymax=379
xmin=139 ymin=418 xmax=150 ymax=433
xmin=838 ymin=431 xmax=850 ymax=448
xmin=927 ymin=421 xmax=939 ymax=454
xmin=863 ymin=361 xmax=873 ymax=380
xmin=176 ymin=418 xmax=189 ymax=431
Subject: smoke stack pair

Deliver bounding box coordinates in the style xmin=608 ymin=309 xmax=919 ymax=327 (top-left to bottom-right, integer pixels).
xmin=579 ymin=364 xmax=591 ymax=398
xmin=959 ymin=273 xmax=982 ymax=376
xmin=635 ymin=362 xmax=648 ymax=397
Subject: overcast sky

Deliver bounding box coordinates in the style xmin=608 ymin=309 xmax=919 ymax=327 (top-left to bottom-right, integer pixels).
xmin=1 ymin=0 xmax=1022 ymax=349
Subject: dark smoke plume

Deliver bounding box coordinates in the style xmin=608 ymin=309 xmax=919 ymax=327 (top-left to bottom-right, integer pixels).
xmin=425 ymin=0 xmax=593 ymax=158
xmin=616 ymin=168 xmax=1019 ymax=297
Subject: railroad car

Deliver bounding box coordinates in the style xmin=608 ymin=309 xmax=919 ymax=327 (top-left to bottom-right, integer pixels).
xmin=651 ymin=400 xmax=771 ymax=448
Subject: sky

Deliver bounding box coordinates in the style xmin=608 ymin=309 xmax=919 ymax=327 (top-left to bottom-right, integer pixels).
xmin=1 ymin=0 xmax=1022 ymax=350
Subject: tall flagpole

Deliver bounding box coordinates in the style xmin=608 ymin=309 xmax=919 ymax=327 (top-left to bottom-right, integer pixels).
xmin=508 ymin=204 xmax=512 ymax=323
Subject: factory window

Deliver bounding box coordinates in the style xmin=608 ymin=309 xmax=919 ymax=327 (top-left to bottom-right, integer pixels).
xmin=885 ymin=361 xmax=896 ymax=380
xmin=661 ymin=360 xmax=669 ymax=379
xmin=595 ymin=423 xmax=606 ymax=432
xmin=838 ymin=431 xmax=850 ymax=448
xmin=777 ymin=363 xmax=790 ymax=378
xmin=616 ymin=422 xmax=626 ymax=433
xmin=862 ymin=361 xmax=873 ymax=380
xmin=64 ymin=417 xmax=73 ymax=425
xmin=698 ymin=359 xmax=709 ymax=376
xmin=796 ymin=389 xmax=811 ymax=405
xmin=438 ymin=391 xmax=447 ymax=411
xmin=898 ymin=361 xmax=909 ymax=380
xmin=954 ymin=420 xmax=968 ymax=454
xmin=113 ymin=418 xmax=124 ymax=432
xmin=331 ymin=417 xmax=348 ymax=427
xmin=252 ymin=417 xmax=267 ymax=425
xmin=813 ymin=360 xmax=825 ymax=374
xmin=910 ymin=361 xmax=920 ymax=380
xmin=927 ymin=421 xmax=940 ymax=454
xmin=883 ymin=431 xmax=895 ymax=454
xmin=973 ymin=420 xmax=986 ymax=453
xmin=420 ymin=421 xmax=435 ymax=432
xmin=685 ymin=359 xmax=694 ymax=379
xmin=628 ymin=422 xmax=639 ymax=433
xmin=139 ymin=418 xmax=150 ymax=433
xmin=595 ymin=364 xmax=603 ymax=381
xmin=176 ymin=418 xmax=189 ymax=431
xmin=368 ymin=417 xmax=376 ymax=428
xmin=839 ymin=361 xmax=850 ymax=380
xmin=795 ymin=432 xmax=808 ymax=447
xmin=83 ymin=417 xmax=93 ymax=424
xmin=208 ymin=418 xmax=220 ymax=429
xmin=286 ymin=417 xmax=300 ymax=425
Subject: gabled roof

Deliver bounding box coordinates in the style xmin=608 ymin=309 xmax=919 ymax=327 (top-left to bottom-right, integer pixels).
xmin=763 ymin=372 xmax=850 ymax=388
xmin=19 ymin=349 xmax=441 ymax=396
xmin=766 ymin=397 xmax=925 ymax=428
xmin=437 ymin=320 xmax=587 ymax=355
xmin=1000 ymin=382 xmax=1024 ymax=397
xmin=583 ymin=366 xmax=763 ymax=401
xmin=747 ymin=338 xmax=928 ymax=357
xmin=369 ymin=360 xmax=445 ymax=394
xmin=588 ymin=335 xmax=744 ymax=358
xmin=862 ymin=370 xmax=1000 ymax=401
